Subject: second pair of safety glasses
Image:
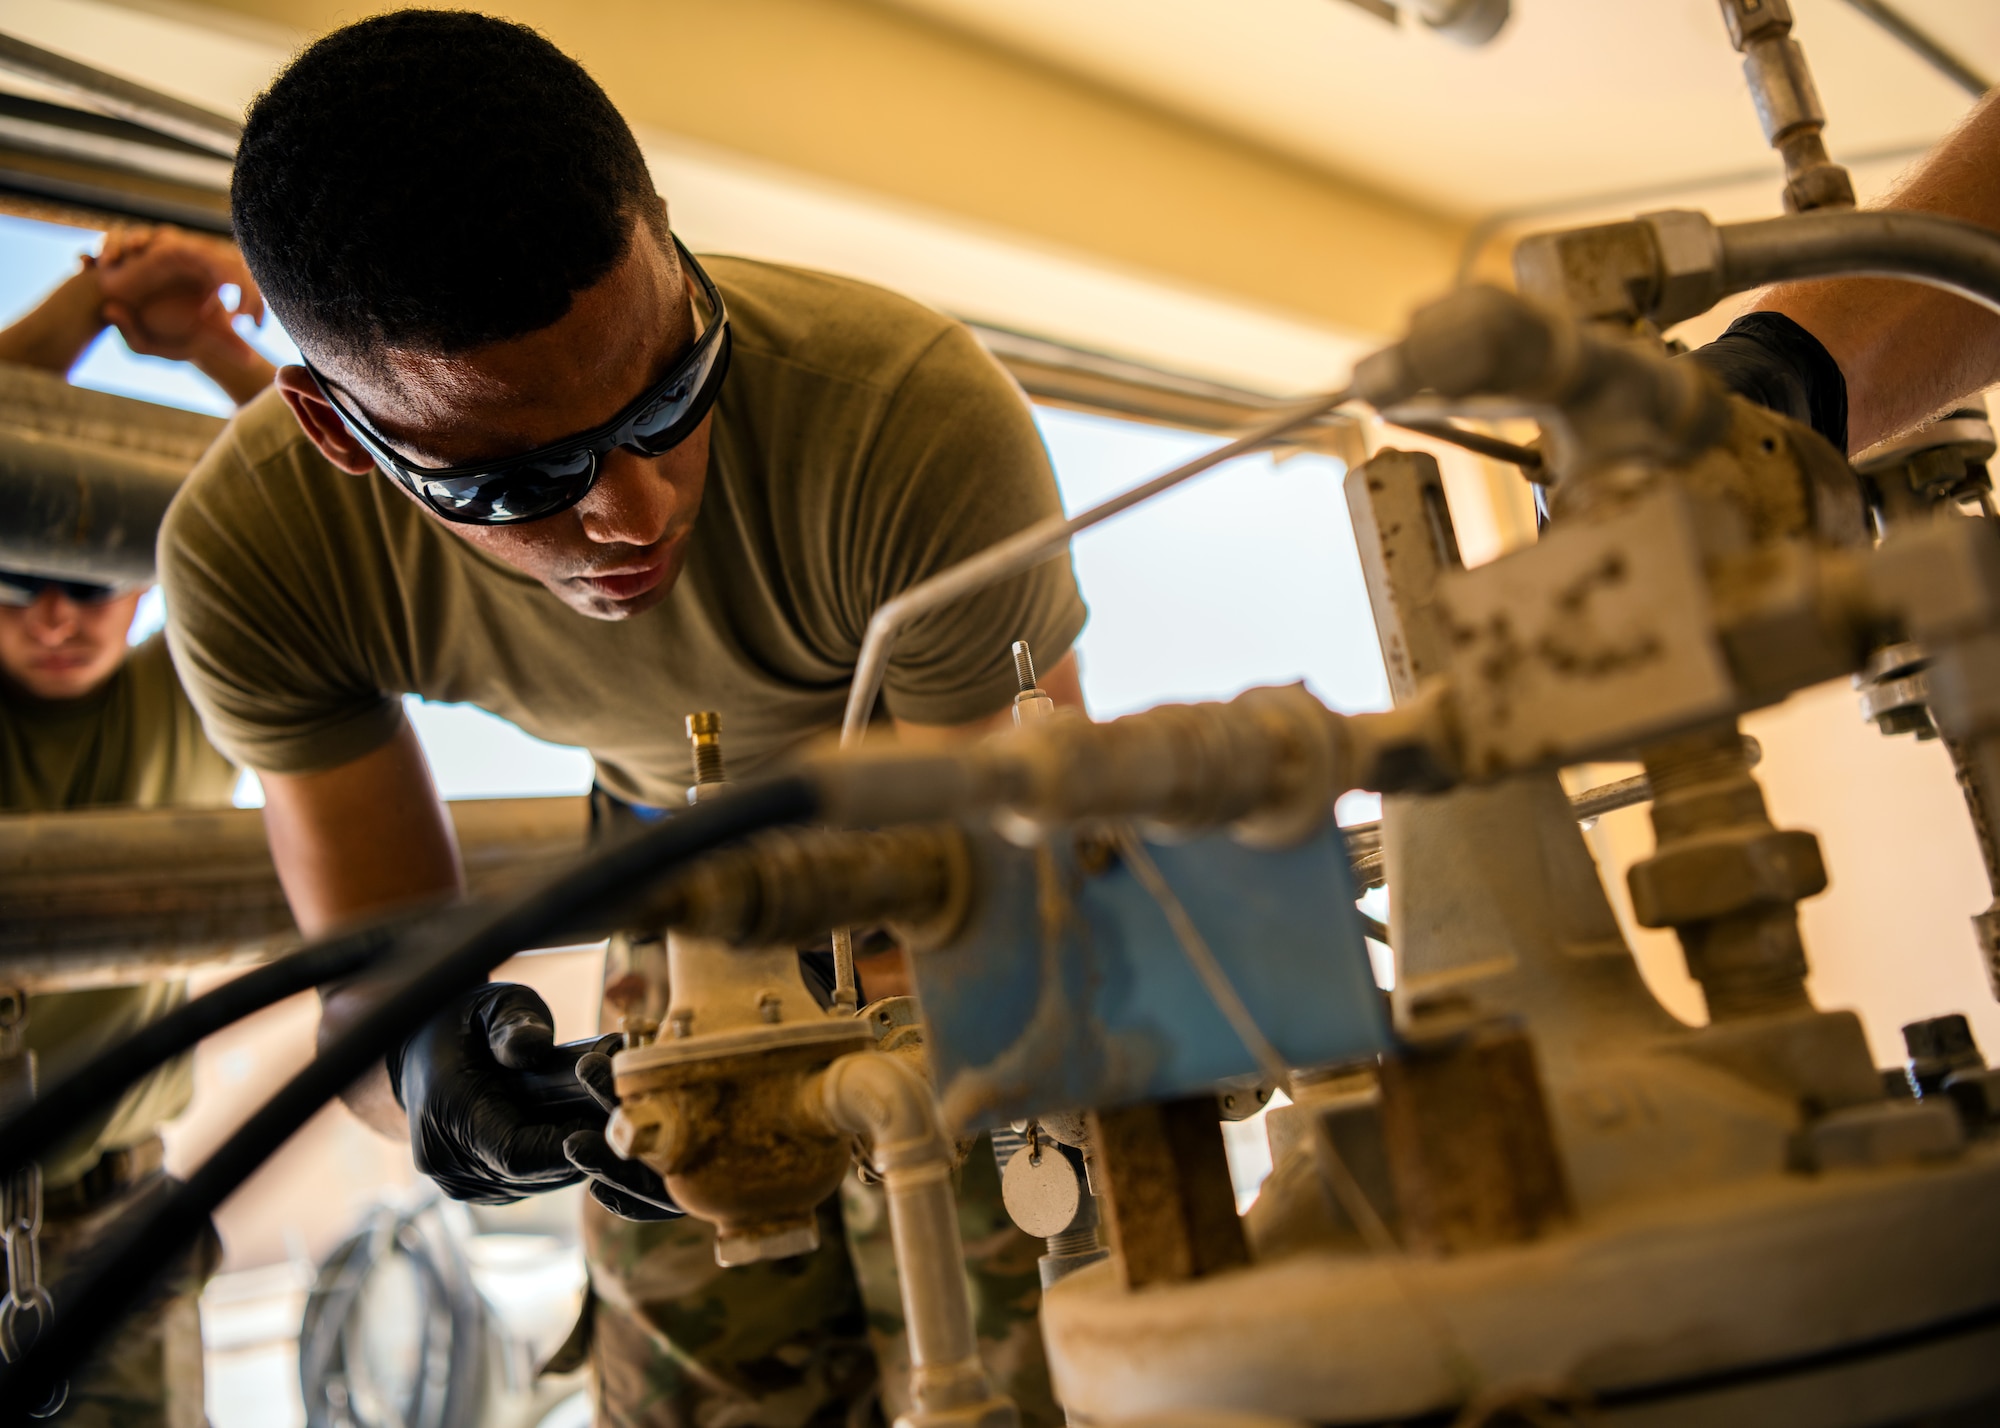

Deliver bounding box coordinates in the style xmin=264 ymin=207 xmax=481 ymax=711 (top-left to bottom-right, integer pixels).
xmin=306 ymin=235 xmax=731 ymax=526
xmin=0 ymin=572 xmax=120 ymax=607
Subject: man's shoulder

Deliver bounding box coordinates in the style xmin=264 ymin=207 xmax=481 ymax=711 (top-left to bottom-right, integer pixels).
xmin=704 ymin=255 xmax=971 ymax=395
xmin=201 ymin=384 xmax=325 ymax=472
xmin=162 ymin=386 xmax=394 ymax=565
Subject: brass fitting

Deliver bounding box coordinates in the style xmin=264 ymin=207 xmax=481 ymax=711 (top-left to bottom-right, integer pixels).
xmin=686 ymin=710 xmax=725 ymax=799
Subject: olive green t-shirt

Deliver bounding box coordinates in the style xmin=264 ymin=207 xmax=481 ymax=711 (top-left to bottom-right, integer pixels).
xmin=1 ymin=632 xmax=237 ymax=1186
xmin=160 ymin=257 xmax=1087 ymax=803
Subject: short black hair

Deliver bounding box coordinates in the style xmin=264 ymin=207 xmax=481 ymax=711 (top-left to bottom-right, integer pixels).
xmin=232 ymin=10 xmax=663 ymax=363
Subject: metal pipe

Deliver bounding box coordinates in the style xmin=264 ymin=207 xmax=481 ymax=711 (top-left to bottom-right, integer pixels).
xmin=0 ymin=34 xmax=240 ymax=158
xmin=816 ymin=1052 xmax=1016 ymax=1428
xmin=837 ymin=388 xmax=1354 ymax=745
xmin=1718 ymin=211 xmax=2000 ymax=318
xmin=1381 ymin=415 xmax=1544 ymax=474
xmin=0 ymin=427 xmax=187 ymax=585
xmin=0 ymin=796 xmax=590 ymax=989
xmin=1718 ymin=0 xmax=1855 ymax=213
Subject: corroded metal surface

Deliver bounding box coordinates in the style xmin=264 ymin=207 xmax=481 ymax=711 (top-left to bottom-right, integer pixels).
xmin=0 ymin=796 xmax=590 ymax=987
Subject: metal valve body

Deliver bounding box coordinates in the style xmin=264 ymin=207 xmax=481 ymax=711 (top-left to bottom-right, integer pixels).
xmin=607 ymin=933 xmax=872 ymax=1265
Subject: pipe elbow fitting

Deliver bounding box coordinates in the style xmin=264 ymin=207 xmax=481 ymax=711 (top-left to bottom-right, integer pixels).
xmin=815 ymin=1051 xmax=948 ymax=1174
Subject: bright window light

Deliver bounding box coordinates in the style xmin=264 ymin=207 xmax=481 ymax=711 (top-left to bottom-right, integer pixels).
xmin=1036 ymin=407 xmax=1388 ymax=719
xmin=0 ymin=212 xmax=298 ymax=416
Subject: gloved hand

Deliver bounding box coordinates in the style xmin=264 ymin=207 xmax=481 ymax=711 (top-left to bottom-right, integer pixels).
xmin=564 ymin=1041 xmax=683 ymax=1222
xmin=390 ymin=983 xmax=604 ymax=1205
xmin=1685 ymin=311 xmax=1849 ymax=454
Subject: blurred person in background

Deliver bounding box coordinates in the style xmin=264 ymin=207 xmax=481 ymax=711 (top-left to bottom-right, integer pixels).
xmin=0 ymin=223 xmax=269 ymax=1426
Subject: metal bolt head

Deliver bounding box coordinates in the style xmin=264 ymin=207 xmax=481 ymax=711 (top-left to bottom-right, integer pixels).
xmin=605 ymin=1105 xmax=657 ymax=1160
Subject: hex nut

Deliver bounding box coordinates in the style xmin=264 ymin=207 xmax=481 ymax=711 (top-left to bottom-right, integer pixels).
xmin=1638 ymin=210 xmax=1724 ymax=328
xmin=1628 ymin=827 xmax=1826 ymax=928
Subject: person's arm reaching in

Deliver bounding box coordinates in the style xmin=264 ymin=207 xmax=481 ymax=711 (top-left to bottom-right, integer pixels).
xmin=1698 ymin=88 xmax=2000 ymax=455
xmin=260 ymin=722 xmax=462 ymax=1134
xmin=0 ymin=225 xmax=275 ymax=406
xmin=264 ymin=723 xmax=632 ymax=1207
xmin=96 ymin=227 xmax=277 ymax=406
xmin=0 ymin=259 xmax=109 ymax=374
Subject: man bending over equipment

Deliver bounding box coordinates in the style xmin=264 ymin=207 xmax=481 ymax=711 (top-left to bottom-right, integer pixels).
xmin=162 ymin=11 xmax=1083 ymax=1425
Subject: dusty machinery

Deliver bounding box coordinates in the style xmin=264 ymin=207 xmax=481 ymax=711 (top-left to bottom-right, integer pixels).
xmin=580 ymin=6 xmax=2000 ymax=1425
xmin=10 ymin=3 xmax=2000 ymax=1426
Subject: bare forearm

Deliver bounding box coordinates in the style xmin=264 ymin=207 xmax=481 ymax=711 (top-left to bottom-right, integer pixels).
xmin=1757 ymin=89 xmax=2000 ymax=452
xmin=318 ymin=987 xmax=414 ymax=1136
xmin=0 ymin=268 xmax=105 ymax=374
xmin=263 ymin=725 xmax=464 ymax=1135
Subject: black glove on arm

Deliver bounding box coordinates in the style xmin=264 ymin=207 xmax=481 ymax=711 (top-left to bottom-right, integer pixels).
xmin=1686 ymin=311 xmax=1850 ymax=454
xmin=391 ymin=983 xmax=603 ymax=1206
xmin=564 ymin=1042 xmax=683 ymax=1222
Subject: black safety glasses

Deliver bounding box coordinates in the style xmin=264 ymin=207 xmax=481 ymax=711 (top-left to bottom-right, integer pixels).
xmin=0 ymin=572 xmax=119 ymax=608
xmin=305 ymin=236 xmax=731 ymax=526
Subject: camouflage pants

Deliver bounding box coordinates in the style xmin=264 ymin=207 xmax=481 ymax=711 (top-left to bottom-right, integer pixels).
xmin=33 ymin=1173 xmax=215 ymax=1428
xmin=584 ymin=1138 xmax=1057 ymax=1428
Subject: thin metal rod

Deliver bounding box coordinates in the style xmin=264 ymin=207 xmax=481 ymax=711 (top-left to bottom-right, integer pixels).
xmin=1838 ymin=0 xmax=1992 ymax=100
xmin=1383 ymin=415 xmax=1544 ymax=474
xmin=838 ymin=386 xmax=1354 ymax=744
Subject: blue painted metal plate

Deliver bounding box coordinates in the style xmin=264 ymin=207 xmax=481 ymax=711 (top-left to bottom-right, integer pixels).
xmin=910 ymin=819 xmax=1389 ymax=1132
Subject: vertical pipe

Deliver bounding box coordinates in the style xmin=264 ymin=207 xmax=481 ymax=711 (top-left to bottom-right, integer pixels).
xmin=816 ymin=1053 xmax=1016 ymax=1428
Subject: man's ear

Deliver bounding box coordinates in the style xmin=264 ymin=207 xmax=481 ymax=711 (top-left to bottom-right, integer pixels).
xmin=274 ymin=365 xmax=377 ymax=475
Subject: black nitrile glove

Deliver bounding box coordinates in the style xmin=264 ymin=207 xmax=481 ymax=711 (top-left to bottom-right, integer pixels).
xmin=564 ymin=1041 xmax=683 ymax=1222
xmin=1686 ymin=311 xmax=1849 ymax=454
xmin=391 ymin=983 xmax=604 ymax=1206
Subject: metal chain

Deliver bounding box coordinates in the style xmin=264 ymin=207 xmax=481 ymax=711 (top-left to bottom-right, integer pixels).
xmin=0 ymin=987 xmax=67 ymax=1417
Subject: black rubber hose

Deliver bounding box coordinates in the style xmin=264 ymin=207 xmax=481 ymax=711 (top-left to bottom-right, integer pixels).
xmin=0 ymin=909 xmax=453 ymax=1180
xmin=1718 ymin=212 xmax=2000 ymax=319
xmin=0 ymin=774 xmax=819 ymax=1422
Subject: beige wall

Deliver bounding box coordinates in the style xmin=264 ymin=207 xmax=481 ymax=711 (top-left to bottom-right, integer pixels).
xmin=171 ymin=0 xmax=1461 ymax=342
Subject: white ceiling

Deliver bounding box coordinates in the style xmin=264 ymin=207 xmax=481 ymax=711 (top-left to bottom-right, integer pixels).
xmin=881 ymin=0 xmax=1996 ymax=219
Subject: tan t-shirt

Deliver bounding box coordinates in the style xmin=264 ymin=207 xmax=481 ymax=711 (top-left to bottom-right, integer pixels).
xmin=0 ymin=632 xmax=237 ymax=1186
xmin=161 ymin=257 xmax=1088 ymax=805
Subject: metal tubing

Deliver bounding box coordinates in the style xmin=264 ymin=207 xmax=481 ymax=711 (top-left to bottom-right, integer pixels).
xmin=0 ymin=797 xmax=589 ymax=988
xmin=0 ymin=34 xmax=239 ymax=157
xmin=0 ymin=427 xmax=188 ymax=585
xmin=1718 ymin=211 xmax=2000 ymax=318
xmin=818 ymin=1052 xmax=1015 ymax=1428
xmin=837 ymin=388 xmax=1353 ymax=745
xmin=1382 ymin=415 xmax=1544 ymax=474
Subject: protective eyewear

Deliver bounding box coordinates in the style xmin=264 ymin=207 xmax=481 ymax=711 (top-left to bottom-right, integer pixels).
xmin=305 ymin=235 xmax=731 ymax=526
xmin=0 ymin=572 xmax=119 ymax=607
